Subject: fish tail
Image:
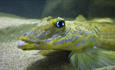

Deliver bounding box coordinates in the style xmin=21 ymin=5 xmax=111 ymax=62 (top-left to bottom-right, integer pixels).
xmin=69 ymin=48 xmax=115 ymax=70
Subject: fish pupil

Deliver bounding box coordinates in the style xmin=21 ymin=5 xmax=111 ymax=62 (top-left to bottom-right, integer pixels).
xmin=56 ymin=20 xmax=65 ymax=28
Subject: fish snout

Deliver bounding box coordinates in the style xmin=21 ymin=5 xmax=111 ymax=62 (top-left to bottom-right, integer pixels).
xmin=18 ymin=40 xmax=27 ymax=49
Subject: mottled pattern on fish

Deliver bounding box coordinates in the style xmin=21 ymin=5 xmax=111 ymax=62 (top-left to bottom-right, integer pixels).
xmin=18 ymin=16 xmax=115 ymax=70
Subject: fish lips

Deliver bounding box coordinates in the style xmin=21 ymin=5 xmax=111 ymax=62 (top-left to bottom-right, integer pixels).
xmin=18 ymin=40 xmax=27 ymax=48
xmin=17 ymin=40 xmax=40 ymax=50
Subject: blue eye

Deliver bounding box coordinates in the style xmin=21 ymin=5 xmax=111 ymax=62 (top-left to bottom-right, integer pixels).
xmin=56 ymin=20 xmax=65 ymax=28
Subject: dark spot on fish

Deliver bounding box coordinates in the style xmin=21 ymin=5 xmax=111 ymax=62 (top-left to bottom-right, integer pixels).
xmin=65 ymin=39 xmax=72 ymax=42
xmin=76 ymin=42 xmax=80 ymax=46
xmin=55 ymin=40 xmax=65 ymax=45
xmin=76 ymin=36 xmax=80 ymax=39
xmin=65 ymin=45 xmax=71 ymax=49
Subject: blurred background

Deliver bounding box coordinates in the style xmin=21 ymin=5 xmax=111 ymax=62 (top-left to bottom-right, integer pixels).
xmin=0 ymin=0 xmax=115 ymax=18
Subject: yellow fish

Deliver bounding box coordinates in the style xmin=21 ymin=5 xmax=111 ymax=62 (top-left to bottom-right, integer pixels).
xmin=18 ymin=16 xmax=115 ymax=70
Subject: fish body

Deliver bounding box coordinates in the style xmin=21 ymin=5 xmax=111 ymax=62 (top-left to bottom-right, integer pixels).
xmin=18 ymin=16 xmax=115 ymax=70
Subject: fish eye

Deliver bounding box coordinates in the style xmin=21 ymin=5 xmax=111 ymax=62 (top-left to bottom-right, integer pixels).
xmin=55 ymin=20 xmax=65 ymax=28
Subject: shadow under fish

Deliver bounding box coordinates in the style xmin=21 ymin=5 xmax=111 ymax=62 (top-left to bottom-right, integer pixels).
xmin=26 ymin=51 xmax=74 ymax=70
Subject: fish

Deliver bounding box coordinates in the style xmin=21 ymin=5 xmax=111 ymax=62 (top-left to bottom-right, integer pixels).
xmin=18 ymin=16 xmax=115 ymax=70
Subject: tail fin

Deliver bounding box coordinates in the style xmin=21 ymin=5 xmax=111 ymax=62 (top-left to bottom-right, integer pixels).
xmin=69 ymin=48 xmax=115 ymax=70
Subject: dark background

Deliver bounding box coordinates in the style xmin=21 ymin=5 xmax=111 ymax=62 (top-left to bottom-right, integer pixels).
xmin=0 ymin=0 xmax=115 ymax=18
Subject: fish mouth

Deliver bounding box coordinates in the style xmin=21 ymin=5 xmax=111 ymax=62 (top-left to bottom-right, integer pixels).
xmin=18 ymin=40 xmax=28 ymax=48
xmin=17 ymin=40 xmax=39 ymax=50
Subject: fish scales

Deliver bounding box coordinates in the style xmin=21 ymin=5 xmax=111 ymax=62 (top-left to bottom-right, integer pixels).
xmin=18 ymin=17 xmax=115 ymax=70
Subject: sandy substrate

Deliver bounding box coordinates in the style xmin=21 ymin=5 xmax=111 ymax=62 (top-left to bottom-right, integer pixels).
xmin=0 ymin=41 xmax=42 ymax=70
xmin=0 ymin=17 xmax=43 ymax=70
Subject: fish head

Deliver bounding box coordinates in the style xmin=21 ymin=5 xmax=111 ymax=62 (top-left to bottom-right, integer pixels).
xmin=18 ymin=17 xmax=96 ymax=52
